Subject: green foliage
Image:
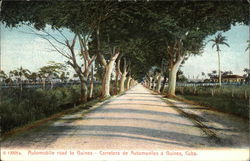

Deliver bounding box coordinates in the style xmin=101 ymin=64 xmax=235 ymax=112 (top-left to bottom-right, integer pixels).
xmin=179 ymin=95 xmax=248 ymax=118
xmin=0 ymin=85 xmax=101 ymax=134
xmin=38 ymin=61 xmax=67 ymax=80
xmin=209 ymin=33 xmax=230 ymax=52
xmin=176 ymin=86 xmax=250 ymax=118
xmin=0 ymin=1 xmax=248 ymax=90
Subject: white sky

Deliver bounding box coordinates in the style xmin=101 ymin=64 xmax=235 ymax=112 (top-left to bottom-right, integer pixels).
xmin=0 ymin=24 xmax=249 ymax=78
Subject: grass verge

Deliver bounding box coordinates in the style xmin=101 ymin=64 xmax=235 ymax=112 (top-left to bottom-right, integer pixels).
xmin=1 ymin=98 xmax=103 ymax=140
xmin=177 ymin=95 xmax=248 ymax=119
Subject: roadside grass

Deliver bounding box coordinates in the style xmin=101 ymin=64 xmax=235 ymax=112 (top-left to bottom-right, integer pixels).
xmin=177 ymin=95 xmax=248 ymax=118
xmin=175 ymin=86 xmax=249 ymax=118
xmin=0 ymin=85 xmax=101 ymax=135
xmin=1 ymin=97 xmax=104 ymax=140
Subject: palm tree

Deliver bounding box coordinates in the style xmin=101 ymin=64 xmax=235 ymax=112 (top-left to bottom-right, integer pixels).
xmin=9 ymin=67 xmax=30 ymax=91
xmin=209 ymin=33 xmax=230 ymax=86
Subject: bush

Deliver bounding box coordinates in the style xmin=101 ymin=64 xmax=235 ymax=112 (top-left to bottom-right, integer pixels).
xmin=0 ymin=85 xmax=101 ymax=134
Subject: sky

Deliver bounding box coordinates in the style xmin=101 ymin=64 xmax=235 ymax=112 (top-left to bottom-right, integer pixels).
xmin=0 ymin=24 xmax=249 ymax=79
xmin=181 ymin=24 xmax=249 ymax=79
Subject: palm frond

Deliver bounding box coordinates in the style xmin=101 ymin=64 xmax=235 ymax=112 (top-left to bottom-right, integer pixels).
xmin=221 ymin=42 xmax=230 ymax=47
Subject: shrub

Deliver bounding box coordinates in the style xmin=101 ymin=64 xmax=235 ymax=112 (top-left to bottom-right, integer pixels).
xmin=0 ymin=85 xmax=100 ymax=134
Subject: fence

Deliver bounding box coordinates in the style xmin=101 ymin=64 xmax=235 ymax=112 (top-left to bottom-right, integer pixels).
xmin=175 ymin=85 xmax=250 ymax=100
xmin=0 ymin=81 xmax=102 ymax=89
xmin=176 ymin=82 xmax=248 ymax=87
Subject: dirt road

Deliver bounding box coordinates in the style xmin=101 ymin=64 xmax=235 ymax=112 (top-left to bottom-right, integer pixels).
xmin=1 ymin=84 xmax=249 ymax=150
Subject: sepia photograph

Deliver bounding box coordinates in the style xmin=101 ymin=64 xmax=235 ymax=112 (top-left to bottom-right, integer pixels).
xmin=0 ymin=0 xmax=249 ymax=161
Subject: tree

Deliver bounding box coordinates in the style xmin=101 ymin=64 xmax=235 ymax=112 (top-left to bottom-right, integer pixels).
xmin=1 ymin=0 xmax=248 ymax=96
xmin=114 ymin=55 xmax=122 ymax=94
xmin=208 ymin=33 xmax=230 ymax=86
xmin=9 ymin=67 xmax=30 ymax=91
xmin=59 ymin=72 xmax=70 ymax=83
xmin=30 ymin=28 xmax=96 ymax=102
xmin=138 ymin=1 xmax=247 ymax=96
xmin=27 ymin=72 xmax=38 ymax=83
xmin=0 ymin=70 xmax=7 ymax=83
xmin=38 ymin=61 xmax=66 ymax=89
xmin=118 ymin=57 xmax=129 ymax=93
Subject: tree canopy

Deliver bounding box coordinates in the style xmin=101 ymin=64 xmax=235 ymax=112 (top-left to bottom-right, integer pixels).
xmin=1 ymin=0 xmax=248 ymax=88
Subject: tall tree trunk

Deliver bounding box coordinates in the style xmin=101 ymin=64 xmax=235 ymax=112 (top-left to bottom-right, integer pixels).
xmin=114 ymin=72 xmax=119 ymax=94
xmin=101 ymin=63 xmax=113 ymax=98
xmin=167 ymin=56 xmax=185 ymax=96
xmin=217 ymin=51 xmax=221 ymax=86
xmin=126 ymin=76 xmax=132 ymax=90
xmin=146 ymin=79 xmax=150 ymax=88
xmin=148 ymin=77 xmax=152 ymax=89
xmin=130 ymin=79 xmax=134 ymax=88
xmin=80 ymin=79 xmax=88 ymax=103
xmin=160 ymin=74 xmax=167 ymax=94
xmin=153 ymin=74 xmax=158 ymax=90
xmin=114 ymin=57 xmax=122 ymax=94
xmin=167 ymin=68 xmax=177 ymax=96
xmin=120 ymin=74 xmax=126 ymax=93
xmin=156 ymin=73 xmax=162 ymax=92
xmin=129 ymin=79 xmax=135 ymax=89
xmin=119 ymin=58 xmax=127 ymax=93
xmin=89 ymin=65 xmax=94 ymax=99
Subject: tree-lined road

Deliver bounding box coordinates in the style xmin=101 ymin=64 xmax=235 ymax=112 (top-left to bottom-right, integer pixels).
xmin=3 ymin=84 xmax=247 ymax=150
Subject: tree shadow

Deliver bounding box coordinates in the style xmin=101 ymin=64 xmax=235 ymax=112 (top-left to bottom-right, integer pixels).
xmin=124 ymin=93 xmax=152 ymax=95
xmin=167 ymin=99 xmax=249 ymax=147
xmin=106 ymin=103 xmax=167 ymax=107
xmin=121 ymin=96 xmax=162 ymax=98
xmin=42 ymin=125 xmax=214 ymax=148
xmin=91 ymin=108 xmax=185 ymax=119
xmin=83 ymin=116 xmax=196 ymax=128
xmin=112 ymin=99 xmax=163 ymax=102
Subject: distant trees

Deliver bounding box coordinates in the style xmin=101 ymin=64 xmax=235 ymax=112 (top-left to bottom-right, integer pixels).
xmin=38 ymin=61 xmax=66 ymax=89
xmin=0 ymin=71 xmax=8 ymax=83
xmin=9 ymin=67 xmax=30 ymax=91
xmin=0 ymin=62 xmax=70 ymax=89
xmin=208 ymin=33 xmax=230 ymax=87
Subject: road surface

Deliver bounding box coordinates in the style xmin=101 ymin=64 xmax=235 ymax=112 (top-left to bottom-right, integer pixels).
xmin=1 ymin=84 xmax=248 ymax=150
